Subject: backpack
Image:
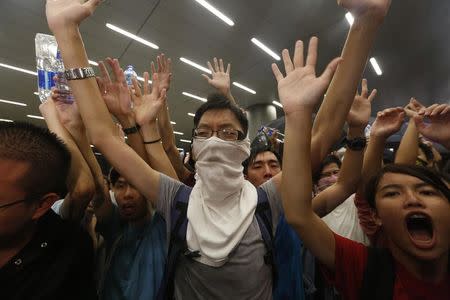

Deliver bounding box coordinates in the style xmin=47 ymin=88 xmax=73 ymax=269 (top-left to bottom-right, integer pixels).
xmin=360 ymin=247 xmax=395 ymax=300
xmin=156 ymin=185 xmax=277 ymax=300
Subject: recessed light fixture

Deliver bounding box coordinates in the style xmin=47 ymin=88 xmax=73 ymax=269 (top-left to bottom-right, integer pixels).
xmin=345 ymin=12 xmax=354 ymax=26
xmin=0 ymin=118 xmax=13 ymax=122
xmin=106 ymin=23 xmax=159 ymax=49
xmin=369 ymin=57 xmax=382 ymax=76
xmin=88 ymin=60 xmax=99 ymax=66
xmin=180 ymin=57 xmax=211 ymax=74
xmin=174 ymin=131 xmax=184 ymax=135
xmin=26 ymin=114 xmax=44 ymax=120
xmin=187 ymin=113 xmax=196 ymax=117
xmin=232 ymin=82 xmax=256 ymax=94
xmin=251 ymin=38 xmax=281 ymax=61
xmin=182 ymin=92 xmax=207 ymax=102
xmin=180 ymin=139 xmax=192 ymax=143
xmin=0 ymin=99 xmax=27 ymax=107
xmin=0 ymin=63 xmax=37 ymax=76
xmin=194 ymin=0 xmax=235 ymax=26
xmin=272 ymin=100 xmax=283 ymax=108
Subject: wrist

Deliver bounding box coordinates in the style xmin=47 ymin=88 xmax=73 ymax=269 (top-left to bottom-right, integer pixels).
xmin=347 ymin=126 xmax=365 ymax=138
xmin=117 ymin=114 xmax=136 ymax=128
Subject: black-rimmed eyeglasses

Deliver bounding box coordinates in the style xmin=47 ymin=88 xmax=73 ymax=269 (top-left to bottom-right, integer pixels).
xmin=193 ymin=128 xmax=246 ymax=141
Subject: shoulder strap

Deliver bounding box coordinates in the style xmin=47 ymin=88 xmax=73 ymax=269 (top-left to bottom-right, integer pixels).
xmin=157 ymin=185 xmax=192 ymax=300
xmin=360 ymin=247 xmax=395 ymax=300
xmin=254 ymin=187 xmax=278 ymax=287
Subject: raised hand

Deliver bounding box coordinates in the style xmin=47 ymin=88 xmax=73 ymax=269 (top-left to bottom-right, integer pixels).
xmin=404 ymin=97 xmax=425 ymax=118
xmin=414 ymin=104 xmax=450 ymax=148
xmin=132 ymin=72 xmax=167 ymax=126
xmin=272 ymin=37 xmax=342 ymax=115
xmin=51 ymin=87 xmax=83 ymax=131
xmin=202 ymin=57 xmax=231 ymax=96
xmin=347 ymin=78 xmax=377 ymax=128
xmin=46 ymin=0 xmax=101 ymax=33
xmin=370 ymin=107 xmax=405 ymax=138
xmin=337 ymin=0 xmax=391 ymax=19
xmin=97 ymin=58 xmax=133 ymax=119
xmin=151 ymin=54 xmax=172 ymax=92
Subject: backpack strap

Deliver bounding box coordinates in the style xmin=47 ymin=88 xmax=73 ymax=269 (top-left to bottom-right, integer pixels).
xmin=157 ymin=185 xmax=192 ymax=300
xmin=255 ymin=187 xmax=278 ymax=288
xmin=360 ymin=247 xmax=395 ymax=300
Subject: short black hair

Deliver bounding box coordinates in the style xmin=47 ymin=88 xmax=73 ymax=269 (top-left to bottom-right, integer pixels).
xmin=109 ymin=167 xmax=120 ymax=186
xmin=0 ymin=122 xmax=71 ymax=199
xmin=418 ymin=141 xmax=434 ymax=162
xmin=365 ymin=164 xmax=450 ymax=209
xmin=193 ymin=93 xmax=248 ymax=136
xmin=313 ymin=154 xmax=342 ymax=183
xmin=243 ymin=149 xmax=282 ymax=175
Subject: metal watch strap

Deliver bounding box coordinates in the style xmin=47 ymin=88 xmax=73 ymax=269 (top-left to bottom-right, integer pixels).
xmin=64 ymin=67 xmax=96 ymax=80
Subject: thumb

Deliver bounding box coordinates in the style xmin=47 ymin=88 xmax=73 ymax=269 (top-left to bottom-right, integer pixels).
xmin=320 ymin=57 xmax=343 ymax=84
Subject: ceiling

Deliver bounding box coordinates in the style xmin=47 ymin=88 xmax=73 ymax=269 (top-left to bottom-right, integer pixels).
xmin=0 ymin=0 xmax=449 ymax=150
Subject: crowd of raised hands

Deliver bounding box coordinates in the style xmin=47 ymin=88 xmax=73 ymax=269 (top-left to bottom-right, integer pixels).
xmin=3 ymin=0 xmax=448 ymax=299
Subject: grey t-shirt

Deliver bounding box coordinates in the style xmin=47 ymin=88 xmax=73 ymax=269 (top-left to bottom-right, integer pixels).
xmin=157 ymin=174 xmax=282 ymax=300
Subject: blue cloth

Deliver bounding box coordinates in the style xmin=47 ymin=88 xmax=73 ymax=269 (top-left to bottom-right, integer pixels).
xmin=100 ymin=209 xmax=166 ymax=300
xmin=273 ymin=213 xmax=305 ymax=300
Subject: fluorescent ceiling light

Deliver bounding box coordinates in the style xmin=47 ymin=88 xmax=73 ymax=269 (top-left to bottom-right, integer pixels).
xmin=180 ymin=57 xmax=211 ymax=74
xmin=251 ymin=38 xmax=281 ymax=61
xmin=345 ymin=12 xmax=354 ymax=26
xmin=187 ymin=113 xmax=195 ymax=117
xmin=0 ymin=118 xmax=13 ymax=122
xmin=136 ymin=75 xmax=152 ymax=84
xmin=182 ymin=92 xmax=207 ymax=102
xmin=370 ymin=57 xmax=383 ymax=76
xmin=174 ymin=131 xmax=184 ymax=135
xmin=88 ymin=60 xmax=99 ymax=66
xmin=272 ymin=100 xmax=283 ymax=108
xmin=170 ymin=121 xmax=176 ymax=125
xmin=33 ymin=92 xmax=39 ymax=96
xmin=233 ymin=82 xmax=256 ymax=94
xmin=195 ymin=0 xmax=235 ymax=26
xmin=177 ymin=148 xmax=184 ymax=151
xmin=0 ymin=99 xmax=27 ymax=107
xmin=180 ymin=139 xmax=192 ymax=143
xmin=27 ymin=114 xmax=44 ymax=120
xmin=106 ymin=23 xmax=159 ymax=49
xmin=0 ymin=62 xmax=37 ymax=76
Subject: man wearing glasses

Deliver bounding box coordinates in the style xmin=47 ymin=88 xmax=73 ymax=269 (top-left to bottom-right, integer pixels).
xmin=0 ymin=122 xmax=96 ymax=299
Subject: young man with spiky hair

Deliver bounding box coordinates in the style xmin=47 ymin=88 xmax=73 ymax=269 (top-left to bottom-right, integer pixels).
xmin=0 ymin=122 xmax=96 ymax=299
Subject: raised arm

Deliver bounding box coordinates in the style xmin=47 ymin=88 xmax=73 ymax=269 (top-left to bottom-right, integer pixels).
xmin=46 ymin=0 xmax=161 ymax=206
xmin=313 ymin=79 xmax=375 ymax=217
xmin=310 ymin=0 xmax=391 ymax=172
xmin=273 ymin=37 xmax=341 ymax=271
xmin=395 ymin=98 xmax=424 ymax=165
xmin=414 ymin=104 xmax=450 ymax=150
xmin=97 ymin=58 xmax=150 ymax=164
xmin=51 ymin=89 xmax=113 ymax=223
xmin=132 ymin=73 xmax=178 ymax=180
xmin=202 ymin=57 xmax=236 ymax=104
xmin=39 ymin=97 xmax=95 ymax=220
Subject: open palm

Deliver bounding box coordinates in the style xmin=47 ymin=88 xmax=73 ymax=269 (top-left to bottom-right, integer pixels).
xmin=132 ymin=73 xmax=167 ymax=126
xmin=202 ymin=58 xmax=231 ymax=95
xmin=46 ymin=0 xmax=101 ymax=32
xmin=272 ymin=37 xmax=341 ymax=115
xmin=347 ymin=79 xmax=377 ymax=128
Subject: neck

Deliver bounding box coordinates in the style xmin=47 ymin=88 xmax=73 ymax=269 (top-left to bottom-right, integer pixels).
xmin=128 ymin=210 xmax=152 ymax=228
xmin=0 ymin=225 xmax=35 ymax=268
xmin=389 ymin=241 xmax=448 ymax=283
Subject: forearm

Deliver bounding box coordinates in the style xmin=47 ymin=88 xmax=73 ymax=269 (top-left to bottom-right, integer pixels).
xmin=337 ymin=126 xmax=365 ymax=192
xmin=53 ymin=28 xmax=116 ymax=145
xmin=361 ymin=134 xmax=386 ymax=188
xmin=395 ymin=119 xmax=419 ymax=165
xmin=117 ymin=114 xmax=150 ymax=164
xmin=225 ymin=91 xmax=237 ymax=105
xmin=157 ymin=103 xmax=177 ymax=152
xmin=141 ymin=121 xmax=178 ymax=180
xmin=166 ymin=145 xmax=193 ymax=182
xmin=311 ymin=13 xmax=385 ymax=171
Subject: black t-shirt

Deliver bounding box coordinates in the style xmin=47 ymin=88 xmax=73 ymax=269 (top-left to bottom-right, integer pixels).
xmin=0 ymin=210 xmax=97 ymax=300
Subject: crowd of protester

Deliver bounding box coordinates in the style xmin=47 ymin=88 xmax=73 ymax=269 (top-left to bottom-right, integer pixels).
xmin=1 ymin=0 xmax=449 ymax=299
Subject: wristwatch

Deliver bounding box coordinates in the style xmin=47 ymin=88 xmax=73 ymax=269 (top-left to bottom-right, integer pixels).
xmin=64 ymin=67 xmax=95 ymax=81
xmin=123 ymin=125 xmax=141 ymax=135
xmin=344 ymin=136 xmax=367 ymax=151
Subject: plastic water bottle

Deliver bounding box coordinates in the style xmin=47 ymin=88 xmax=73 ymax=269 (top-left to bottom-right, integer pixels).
xmin=35 ymin=33 xmax=73 ymax=103
xmin=124 ymin=65 xmax=137 ymax=86
xmin=364 ymin=124 xmax=372 ymax=138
